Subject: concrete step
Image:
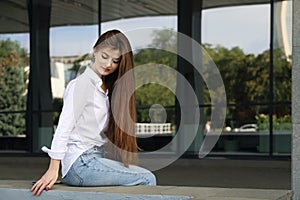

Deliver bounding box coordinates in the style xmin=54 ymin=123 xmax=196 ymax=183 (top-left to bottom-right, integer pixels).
xmin=0 ymin=180 xmax=292 ymax=200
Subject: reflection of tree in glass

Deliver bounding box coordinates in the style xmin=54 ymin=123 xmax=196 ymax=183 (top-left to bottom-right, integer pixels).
xmin=134 ymin=29 xmax=177 ymax=124
xmin=204 ymin=44 xmax=291 ymax=127
xmin=256 ymin=114 xmax=292 ymax=131
xmin=0 ymin=39 xmax=29 ymax=136
xmin=59 ymin=29 xmax=291 ymax=131
xmin=134 ymin=29 xmax=291 ymax=128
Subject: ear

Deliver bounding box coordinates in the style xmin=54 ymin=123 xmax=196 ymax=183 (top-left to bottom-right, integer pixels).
xmin=93 ymin=47 xmax=97 ymax=54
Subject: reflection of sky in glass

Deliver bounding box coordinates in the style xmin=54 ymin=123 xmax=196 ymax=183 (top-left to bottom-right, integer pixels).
xmin=102 ymin=16 xmax=178 ymax=50
xmin=50 ymin=25 xmax=98 ymax=56
xmin=1 ymin=5 xmax=272 ymax=56
xmin=0 ymin=33 xmax=30 ymax=53
xmin=202 ymin=4 xmax=270 ymax=55
xmin=286 ymin=2 xmax=292 ymax=51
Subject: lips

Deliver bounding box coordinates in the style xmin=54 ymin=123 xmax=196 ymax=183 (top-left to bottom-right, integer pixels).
xmin=101 ymin=67 xmax=110 ymax=72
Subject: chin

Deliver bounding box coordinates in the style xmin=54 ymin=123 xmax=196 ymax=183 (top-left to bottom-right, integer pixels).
xmin=100 ymin=72 xmax=110 ymax=76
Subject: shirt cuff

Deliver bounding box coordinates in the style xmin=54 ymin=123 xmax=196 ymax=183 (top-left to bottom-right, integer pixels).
xmin=41 ymin=146 xmax=65 ymax=160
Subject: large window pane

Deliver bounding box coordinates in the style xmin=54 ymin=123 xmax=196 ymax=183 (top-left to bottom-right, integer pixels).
xmin=50 ymin=0 xmax=99 ymax=127
xmin=201 ymin=4 xmax=271 ymax=156
xmin=202 ymin=4 xmax=270 ymax=104
xmin=273 ymin=0 xmax=292 ymax=156
xmin=101 ymin=1 xmax=178 ymax=152
xmin=0 ymin=0 xmax=29 ymax=145
xmin=199 ymin=105 xmax=270 ymax=155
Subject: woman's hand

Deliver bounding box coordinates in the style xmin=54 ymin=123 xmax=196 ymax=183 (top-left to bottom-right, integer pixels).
xmin=30 ymin=159 xmax=60 ymax=196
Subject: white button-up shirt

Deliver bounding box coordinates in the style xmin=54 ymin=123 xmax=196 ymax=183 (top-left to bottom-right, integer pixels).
xmin=42 ymin=66 xmax=109 ymax=177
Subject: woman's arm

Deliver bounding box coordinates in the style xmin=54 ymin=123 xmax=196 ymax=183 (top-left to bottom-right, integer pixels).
xmin=30 ymin=159 xmax=60 ymax=196
xmin=42 ymin=80 xmax=77 ymax=159
xmin=30 ymin=80 xmax=78 ymax=196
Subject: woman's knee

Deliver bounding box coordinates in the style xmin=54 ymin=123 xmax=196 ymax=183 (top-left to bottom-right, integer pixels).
xmin=145 ymin=171 xmax=157 ymax=186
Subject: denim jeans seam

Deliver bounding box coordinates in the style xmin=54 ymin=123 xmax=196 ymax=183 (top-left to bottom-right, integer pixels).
xmin=137 ymin=172 xmax=152 ymax=185
xmin=105 ymin=169 xmax=151 ymax=185
xmin=95 ymin=158 xmax=142 ymax=174
xmin=74 ymin=169 xmax=84 ymax=186
xmin=97 ymin=159 xmax=154 ymax=181
xmin=88 ymin=167 xmax=114 ymax=173
xmin=123 ymin=171 xmax=152 ymax=185
xmin=97 ymin=163 xmax=153 ymax=185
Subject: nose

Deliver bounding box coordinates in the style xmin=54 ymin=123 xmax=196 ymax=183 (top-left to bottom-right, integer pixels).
xmin=105 ymin=59 xmax=113 ymax=68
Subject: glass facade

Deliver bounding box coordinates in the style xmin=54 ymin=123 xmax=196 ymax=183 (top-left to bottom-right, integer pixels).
xmin=272 ymin=0 xmax=292 ymax=156
xmin=0 ymin=0 xmax=293 ymax=158
xmin=200 ymin=1 xmax=291 ymax=157
xmin=0 ymin=0 xmax=29 ymax=150
xmin=50 ymin=0 xmax=99 ymax=130
xmin=201 ymin=4 xmax=271 ymax=155
xmin=101 ymin=1 xmax=178 ymax=152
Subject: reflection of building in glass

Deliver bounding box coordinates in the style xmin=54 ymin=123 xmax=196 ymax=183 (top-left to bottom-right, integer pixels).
xmin=50 ymin=56 xmax=76 ymax=98
xmin=50 ymin=62 xmax=65 ymax=98
xmin=24 ymin=62 xmax=66 ymax=99
xmin=50 ymin=56 xmax=92 ymax=98
xmin=274 ymin=0 xmax=292 ymax=59
xmin=51 ymin=55 xmax=79 ymax=85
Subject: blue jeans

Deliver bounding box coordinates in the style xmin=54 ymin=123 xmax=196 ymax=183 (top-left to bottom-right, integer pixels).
xmin=63 ymin=146 xmax=156 ymax=186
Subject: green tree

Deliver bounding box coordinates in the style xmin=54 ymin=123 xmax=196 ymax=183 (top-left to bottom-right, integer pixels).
xmin=203 ymin=45 xmax=251 ymax=125
xmin=203 ymin=44 xmax=248 ymax=104
xmin=134 ymin=29 xmax=177 ymax=123
xmin=0 ymin=38 xmax=28 ymax=136
xmin=150 ymin=29 xmax=177 ymax=52
xmin=246 ymin=50 xmax=270 ymax=103
xmin=135 ymin=29 xmax=291 ymax=128
xmin=273 ymin=49 xmax=291 ymax=116
xmin=204 ymin=44 xmax=291 ymax=127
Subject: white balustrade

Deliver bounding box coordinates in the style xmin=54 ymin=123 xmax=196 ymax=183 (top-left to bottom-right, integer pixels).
xmin=136 ymin=123 xmax=173 ymax=136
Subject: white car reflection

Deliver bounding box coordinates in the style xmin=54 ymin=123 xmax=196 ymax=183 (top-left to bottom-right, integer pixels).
xmin=233 ymin=124 xmax=258 ymax=132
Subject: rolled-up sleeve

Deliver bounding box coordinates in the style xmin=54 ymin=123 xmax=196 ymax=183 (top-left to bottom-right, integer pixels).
xmin=42 ymin=80 xmax=76 ymax=160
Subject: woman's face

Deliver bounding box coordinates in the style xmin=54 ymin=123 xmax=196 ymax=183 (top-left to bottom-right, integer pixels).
xmin=92 ymin=46 xmax=121 ymax=77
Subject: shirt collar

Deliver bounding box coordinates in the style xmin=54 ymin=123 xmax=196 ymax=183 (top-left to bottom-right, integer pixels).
xmin=84 ymin=66 xmax=108 ymax=95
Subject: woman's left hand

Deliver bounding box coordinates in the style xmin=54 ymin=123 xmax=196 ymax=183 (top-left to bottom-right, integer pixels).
xmin=30 ymin=159 xmax=60 ymax=196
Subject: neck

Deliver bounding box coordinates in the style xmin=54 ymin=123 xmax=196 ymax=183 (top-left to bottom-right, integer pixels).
xmin=101 ymin=82 xmax=107 ymax=91
xmin=91 ymin=63 xmax=103 ymax=79
xmin=90 ymin=64 xmax=107 ymax=91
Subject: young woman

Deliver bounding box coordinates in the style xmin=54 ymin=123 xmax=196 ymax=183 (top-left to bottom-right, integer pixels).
xmin=31 ymin=30 xmax=156 ymax=196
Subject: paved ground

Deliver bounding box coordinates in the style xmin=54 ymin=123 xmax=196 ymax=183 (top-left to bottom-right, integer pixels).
xmin=0 ymin=180 xmax=293 ymax=200
xmin=0 ymin=156 xmax=293 ymax=199
xmin=0 ymin=156 xmax=291 ymax=189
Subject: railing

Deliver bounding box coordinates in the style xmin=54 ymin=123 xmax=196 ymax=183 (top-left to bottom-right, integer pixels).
xmin=136 ymin=123 xmax=173 ymax=136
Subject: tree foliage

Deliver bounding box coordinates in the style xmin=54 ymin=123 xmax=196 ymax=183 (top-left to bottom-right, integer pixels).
xmin=203 ymin=44 xmax=291 ymax=126
xmin=150 ymin=29 xmax=177 ymax=52
xmin=0 ymin=38 xmax=28 ymax=136
xmin=134 ymin=29 xmax=177 ymax=123
xmin=134 ymin=29 xmax=291 ymax=127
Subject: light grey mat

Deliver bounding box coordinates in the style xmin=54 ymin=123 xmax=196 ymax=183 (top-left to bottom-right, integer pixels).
xmin=0 ymin=188 xmax=191 ymax=200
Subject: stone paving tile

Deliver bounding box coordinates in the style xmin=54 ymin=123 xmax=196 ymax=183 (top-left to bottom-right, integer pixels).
xmin=0 ymin=180 xmax=292 ymax=200
xmin=0 ymin=188 xmax=191 ymax=200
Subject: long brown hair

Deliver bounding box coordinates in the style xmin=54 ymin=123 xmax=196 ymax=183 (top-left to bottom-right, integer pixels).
xmin=93 ymin=30 xmax=138 ymax=166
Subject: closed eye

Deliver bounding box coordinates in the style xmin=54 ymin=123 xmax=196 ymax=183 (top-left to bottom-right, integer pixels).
xmin=101 ymin=54 xmax=108 ymax=59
